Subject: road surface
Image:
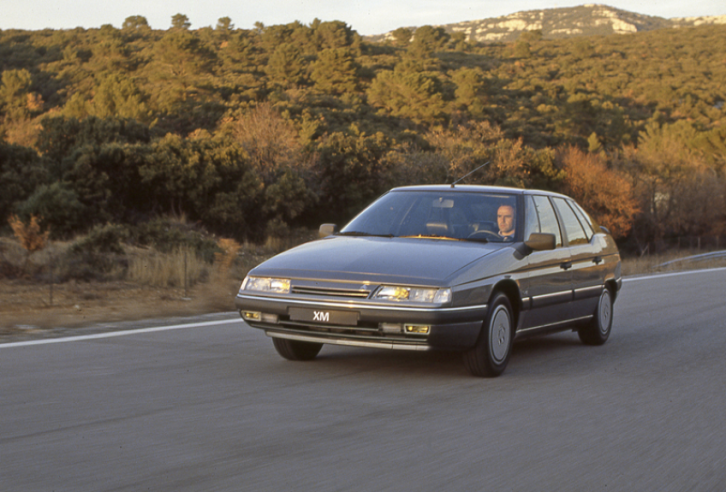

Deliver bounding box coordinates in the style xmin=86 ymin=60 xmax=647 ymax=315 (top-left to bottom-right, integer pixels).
xmin=1 ymin=269 xmax=725 ymax=491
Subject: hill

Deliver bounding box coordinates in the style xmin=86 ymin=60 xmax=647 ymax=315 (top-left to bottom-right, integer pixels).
xmin=1 ymin=15 xmax=725 ymax=252
xmin=369 ymin=4 xmax=726 ymax=43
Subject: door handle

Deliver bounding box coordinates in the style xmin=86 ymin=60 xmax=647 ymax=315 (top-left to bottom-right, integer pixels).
xmin=593 ymin=256 xmax=602 ymax=265
xmin=560 ymin=261 xmax=572 ymax=270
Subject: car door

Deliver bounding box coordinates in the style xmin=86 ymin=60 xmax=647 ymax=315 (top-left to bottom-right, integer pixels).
xmin=519 ymin=194 xmax=574 ymax=332
xmin=551 ymin=197 xmax=603 ymax=319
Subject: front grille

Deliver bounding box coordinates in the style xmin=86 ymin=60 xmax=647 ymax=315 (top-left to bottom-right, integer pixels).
xmin=291 ymin=286 xmax=371 ymax=299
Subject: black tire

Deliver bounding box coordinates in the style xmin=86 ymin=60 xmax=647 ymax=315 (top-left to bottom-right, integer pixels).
xmin=578 ymin=286 xmax=613 ymax=346
xmin=463 ymin=292 xmax=514 ymax=377
xmin=272 ymin=337 xmax=323 ymax=361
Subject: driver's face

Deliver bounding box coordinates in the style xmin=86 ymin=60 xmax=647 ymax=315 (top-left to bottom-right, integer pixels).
xmin=497 ymin=205 xmax=515 ymax=236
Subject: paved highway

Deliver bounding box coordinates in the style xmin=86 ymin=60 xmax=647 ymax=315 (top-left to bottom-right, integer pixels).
xmin=1 ymin=269 xmax=725 ymax=491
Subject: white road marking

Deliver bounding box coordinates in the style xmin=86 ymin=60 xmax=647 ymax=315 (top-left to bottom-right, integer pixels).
xmin=0 ymin=319 xmax=241 ymax=349
xmin=622 ymin=266 xmax=726 ymax=283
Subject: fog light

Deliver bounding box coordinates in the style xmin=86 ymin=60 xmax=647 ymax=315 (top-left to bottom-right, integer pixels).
xmin=242 ymin=311 xmax=261 ymax=321
xmin=380 ymin=322 xmax=403 ymax=334
xmin=261 ymin=313 xmax=279 ymax=324
xmin=404 ymin=324 xmax=430 ymax=335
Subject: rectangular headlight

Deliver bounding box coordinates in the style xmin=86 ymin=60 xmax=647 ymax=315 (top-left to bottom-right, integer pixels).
xmin=242 ymin=276 xmax=291 ymax=294
xmin=374 ymin=286 xmax=451 ymax=304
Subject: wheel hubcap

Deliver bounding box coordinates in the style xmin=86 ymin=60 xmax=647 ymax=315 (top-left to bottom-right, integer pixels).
xmin=490 ymin=306 xmax=511 ymax=363
xmin=599 ymin=291 xmax=611 ymax=334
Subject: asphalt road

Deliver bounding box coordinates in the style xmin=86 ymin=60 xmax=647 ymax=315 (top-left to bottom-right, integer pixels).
xmin=1 ymin=269 xmax=725 ymax=491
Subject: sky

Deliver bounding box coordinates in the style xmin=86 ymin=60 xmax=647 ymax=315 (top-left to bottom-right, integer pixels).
xmin=2 ymin=0 xmax=724 ymax=35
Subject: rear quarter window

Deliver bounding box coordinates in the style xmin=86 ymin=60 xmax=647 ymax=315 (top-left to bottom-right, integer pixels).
xmin=552 ymin=197 xmax=589 ymax=245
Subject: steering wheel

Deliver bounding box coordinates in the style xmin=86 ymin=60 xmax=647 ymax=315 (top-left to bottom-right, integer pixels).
xmin=467 ymin=229 xmax=501 ymax=240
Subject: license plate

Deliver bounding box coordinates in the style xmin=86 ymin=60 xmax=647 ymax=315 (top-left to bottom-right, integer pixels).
xmin=288 ymin=307 xmax=359 ymax=326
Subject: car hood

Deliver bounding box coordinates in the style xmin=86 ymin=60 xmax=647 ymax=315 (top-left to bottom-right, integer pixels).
xmin=250 ymin=236 xmax=505 ymax=285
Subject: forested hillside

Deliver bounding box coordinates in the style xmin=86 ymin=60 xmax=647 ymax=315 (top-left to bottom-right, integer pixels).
xmin=1 ymin=15 xmax=725 ymax=251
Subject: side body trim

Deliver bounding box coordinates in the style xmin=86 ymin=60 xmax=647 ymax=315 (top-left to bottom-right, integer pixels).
xmin=515 ymin=315 xmax=593 ymax=335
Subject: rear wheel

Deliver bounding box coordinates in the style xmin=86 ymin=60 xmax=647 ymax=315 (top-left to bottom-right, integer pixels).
xmin=272 ymin=337 xmax=323 ymax=361
xmin=463 ymin=292 xmax=514 ymax=377
xmin=578 ymin=287 xmax=613 ymax=346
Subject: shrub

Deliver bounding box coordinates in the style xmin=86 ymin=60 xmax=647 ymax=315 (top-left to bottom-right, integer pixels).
xmin=8 ymin=214 xmax=49 ymax=254
xmin=127 ymin=247 xmax=209 ymax=287
xmin=62 ymin=224 xmax=129 ymax=281
xmin=16 ymin=183 xmax=86 ymax=238
xmin=127 ymin=217 xmax=219 ymax=263
xmin=69 ymin=223 xmax=127 ymax=255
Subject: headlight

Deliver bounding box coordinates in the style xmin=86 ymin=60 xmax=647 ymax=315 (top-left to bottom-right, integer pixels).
xmin=374 ymin=286 xmax=451 ymax=304
xmin=241 ymin=276 xmax=291 ymax=294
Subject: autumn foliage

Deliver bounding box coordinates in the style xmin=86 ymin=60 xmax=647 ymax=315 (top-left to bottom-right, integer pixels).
xmin=557 ymin=147 xmax=638 ymax=239
xmin=1 ymin=19 xmax=725 ymax=247
xmin=8 ymin=215 xmax=49 ymax=254
xmin=214 ymin=238 xmax=241 ymax=272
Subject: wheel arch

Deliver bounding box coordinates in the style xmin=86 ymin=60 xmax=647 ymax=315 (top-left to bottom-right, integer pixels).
xmin=489 ymin=279 xmax=522 ymax=330
xmin=605 ymin=278 xmax=618 ymax=302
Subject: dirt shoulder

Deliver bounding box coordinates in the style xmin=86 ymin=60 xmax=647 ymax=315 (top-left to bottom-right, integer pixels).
xmin=0 ymin=278 xmax=240 ymax=341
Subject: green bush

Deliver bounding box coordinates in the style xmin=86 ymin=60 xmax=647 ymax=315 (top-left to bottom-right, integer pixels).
xmin=127 ymin=218 xmax=219 ymax=263
xmin=61 ymin=224 xmax=129 ymax=281
xmin=16 ymin=183 xmax=86 ymax=238
xmin=69 ymin=223 xmax=128 ymax=255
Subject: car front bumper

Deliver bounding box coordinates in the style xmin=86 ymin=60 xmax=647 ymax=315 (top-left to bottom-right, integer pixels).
xmin=235 ymin=293 xmax=487 ymax=351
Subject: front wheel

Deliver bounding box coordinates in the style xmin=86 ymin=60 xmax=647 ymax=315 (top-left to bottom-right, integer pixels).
xmin=463 ymin=293 xmax=514 ymax=377
xmin=272 ymin=337 xmax=323 ymax=361
xmin=578 ymin=287 xmax=613 ymax=346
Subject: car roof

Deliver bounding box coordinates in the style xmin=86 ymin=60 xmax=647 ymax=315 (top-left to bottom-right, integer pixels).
xmin=389 ymin=184 xmax=571 ymax=199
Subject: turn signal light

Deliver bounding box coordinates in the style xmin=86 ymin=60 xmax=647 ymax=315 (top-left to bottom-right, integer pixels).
xmin=242 ymin=311 xmax=261 ymax=321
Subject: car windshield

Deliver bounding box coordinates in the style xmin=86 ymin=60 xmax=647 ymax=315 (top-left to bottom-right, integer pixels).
xmin=340 ymin=191 xmax=518 ymax=242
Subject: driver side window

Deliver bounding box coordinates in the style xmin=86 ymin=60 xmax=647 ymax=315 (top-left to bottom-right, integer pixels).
xmin=524 ymin=196 xmax=540 ymax=240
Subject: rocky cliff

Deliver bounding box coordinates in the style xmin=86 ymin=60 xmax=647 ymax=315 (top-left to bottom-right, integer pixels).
xmin=368 ymin=4 xmax=726 ymax=43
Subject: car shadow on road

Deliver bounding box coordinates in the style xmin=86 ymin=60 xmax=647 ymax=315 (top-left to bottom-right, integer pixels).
xmin=301 ymin=331 xmax=593 ymax=379
xmin=252 ymin=328 xmax=635 ymax=380
xmin=313 ymin=346 xmax=472 ymax=378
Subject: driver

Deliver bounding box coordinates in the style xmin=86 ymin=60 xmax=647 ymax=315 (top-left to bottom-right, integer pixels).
xmin=497 ymin=205 xmax=515 ymax=240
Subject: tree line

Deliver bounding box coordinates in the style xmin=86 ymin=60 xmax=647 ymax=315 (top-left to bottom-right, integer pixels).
xmin=1 ymin=16 xmax=725 ymax=251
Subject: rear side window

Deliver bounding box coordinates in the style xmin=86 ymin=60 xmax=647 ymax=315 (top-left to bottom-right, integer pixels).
xmin=532 ymin=195 xmax=562 ymax=247
xmin=568 ymin=200 xmax=594 ymax=239
xmin=570 ymin=200 xmax=597 ymax=236
xmin=552 ymin=197 xmax=589 ymax=245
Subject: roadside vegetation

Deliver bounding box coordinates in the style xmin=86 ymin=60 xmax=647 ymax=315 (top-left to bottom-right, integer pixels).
xmin=0 ymin=218 xmax=317 ymax=329
xmin=1 ymin=16 xmax=725 ymax=326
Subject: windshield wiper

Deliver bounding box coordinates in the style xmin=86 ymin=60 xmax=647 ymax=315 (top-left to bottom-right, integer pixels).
xmin=399 ymin=234 xmax=462 ymax=241
xmin=336 ymin=231 xmax=394 ymax=238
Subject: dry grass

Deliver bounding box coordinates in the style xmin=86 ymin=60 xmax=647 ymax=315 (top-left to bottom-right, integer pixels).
xmin=0 ymin=280 xmax=241 ymax=331
xmin=621 ymin=249 xmax=726 ymax=276
xmin=0 ymin=232 xmax=313 ymax=332
xmin=128 ymin=247 xmax=209 ymax=288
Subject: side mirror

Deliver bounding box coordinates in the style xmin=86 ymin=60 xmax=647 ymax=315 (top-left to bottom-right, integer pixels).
xmin=525 ymin=232 xmax=556 ymax=251
xmin=600 ymin=225 xmax=611 ymax=235
xmin=319 ymin=223 xmax=338 ymax=238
